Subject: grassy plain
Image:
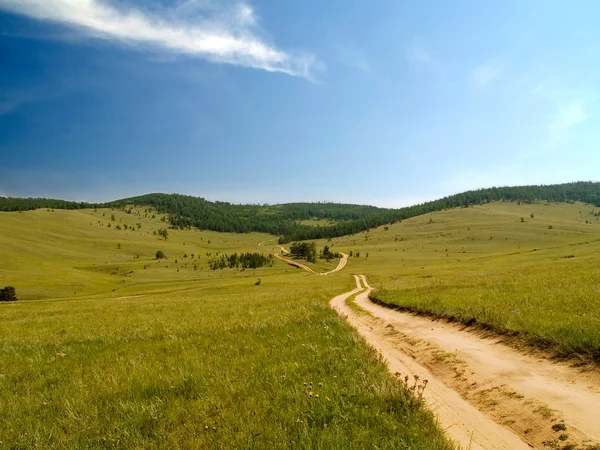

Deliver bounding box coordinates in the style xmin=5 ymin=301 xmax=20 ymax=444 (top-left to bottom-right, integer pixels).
xmin=0 ymin=208 xmax=450 ymax=449
xmin=329 ymin=201 xmax=600 ymax=361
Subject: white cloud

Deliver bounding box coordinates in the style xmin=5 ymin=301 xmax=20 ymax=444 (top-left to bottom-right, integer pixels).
xmin=405 ymin=41 xmax=446 ymax=76
xmin=470 ymin=62 xmax=501 ymax=88
xmin=0 ymin=0 xmax=317 ymax=79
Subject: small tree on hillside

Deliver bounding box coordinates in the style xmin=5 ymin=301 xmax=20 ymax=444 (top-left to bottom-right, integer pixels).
xmin=158 ymin=228 xmax=169 ymax=240
xmin=0 ymin=286 xmax=17 ymax=302
xmin=156 ymin=250 xmax=167 ymax=259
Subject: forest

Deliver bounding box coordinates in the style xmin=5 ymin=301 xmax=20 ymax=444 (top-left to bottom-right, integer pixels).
xmin=2 ymin=181 xmax=600 ymax=242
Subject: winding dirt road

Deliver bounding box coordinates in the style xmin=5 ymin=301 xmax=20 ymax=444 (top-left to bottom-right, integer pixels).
xmin=274 ymin=246 xmax=349 ymax=275
xmin=331 ymin=275 xmax=600 ymax=450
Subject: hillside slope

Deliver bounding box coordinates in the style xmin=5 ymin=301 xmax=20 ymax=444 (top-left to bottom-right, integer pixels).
xmin=2 ymin=181 xmax=600 ymax=242
xmin=328 ymin=200 xmax=600 ymax=361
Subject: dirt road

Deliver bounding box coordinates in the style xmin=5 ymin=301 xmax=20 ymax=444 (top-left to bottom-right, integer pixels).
xmin=320 ymin=252 xmax=348 ymax=275
xmin=274 ymin=246 xmax=348 ymax=275
xmin=331 ymin=275 xmax=600 ymax=449
xmin=274 ymin=252 xmax=315 ymax=273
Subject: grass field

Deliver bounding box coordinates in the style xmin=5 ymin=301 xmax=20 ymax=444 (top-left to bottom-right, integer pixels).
xmin=0 ymin=208 xmax=451 ymax=449
xmin=297 ymin=218 xmax=338 ymax=227
xmin=4 ymin=199 xmax=599 ymax=448
xmin=328 ymin=201 xmax=600 ymax=362
xmin=0 ymin=207 xmax=338 ymax=301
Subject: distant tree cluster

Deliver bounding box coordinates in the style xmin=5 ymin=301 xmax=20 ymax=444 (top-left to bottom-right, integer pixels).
xmin=0 ymin=286 xmax=17 ymax=302
xmin=320 ymin=245 xmax=340 ymax=261
xmin=208 ymin=253 xmax=274 ymax=270
xmin=0 ymin=198 xmax=99 ymax=212
xmin=289 ymin=242 xmax=317 ymax=263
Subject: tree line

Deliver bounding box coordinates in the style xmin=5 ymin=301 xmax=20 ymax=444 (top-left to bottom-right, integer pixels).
xmin=2 ymin=182 xmax=600 ymax=241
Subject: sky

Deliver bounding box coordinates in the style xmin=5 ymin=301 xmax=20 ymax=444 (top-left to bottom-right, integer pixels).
xmin=1 ymin=0 xmax=599 ymax=207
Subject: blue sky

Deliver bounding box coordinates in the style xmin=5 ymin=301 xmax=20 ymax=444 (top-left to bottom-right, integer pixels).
xmin=1 ymin=0 xmax=599 ymax=207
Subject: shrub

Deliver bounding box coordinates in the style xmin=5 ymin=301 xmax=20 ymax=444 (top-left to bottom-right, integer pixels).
xmin=156 ymin=250 xmax=166 ymax=259
xmin=0 ymin=286 xmax=17 ymax=302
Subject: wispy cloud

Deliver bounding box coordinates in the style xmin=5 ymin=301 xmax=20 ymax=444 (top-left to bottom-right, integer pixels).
xmin=550 ymin=101 xmax=588 ymax=131
xmin=334 ymin=43 xmax=370 ymax=72
xmin=0 ymin=75 xmax=96 ymax=115
xmin=0 ymin=88 xmax=38 ymax=115
xmin=0 ymin=0 xmax=317 ymax=79
xmin=542 ymin=99 xmax=591 ymax=151
xmin=470 ymin=62 xmax=502 ymax=88
xmin=405 ymin=41 xmax=446 ymax=76
xmin=526 ymin=77 xmax=598 ymax=156
xmin=1 ymin=83 xmax=71 ymax=115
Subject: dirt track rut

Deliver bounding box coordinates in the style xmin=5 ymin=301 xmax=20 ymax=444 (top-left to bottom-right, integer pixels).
xmin=274 ymin=246 xmax=348 ymax=275
xmin=331 ymin=275 xmax=600 ymax=450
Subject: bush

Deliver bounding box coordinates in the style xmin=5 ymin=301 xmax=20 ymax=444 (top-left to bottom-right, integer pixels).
xmin=0 ymin=286 xmax=17 ymax=302
xmin=156 ymin=250 xmax=167 ymax=259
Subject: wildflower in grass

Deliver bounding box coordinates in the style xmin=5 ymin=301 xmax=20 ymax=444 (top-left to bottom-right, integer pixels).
xmin=308 ymin=391 xmax=313 ymax=397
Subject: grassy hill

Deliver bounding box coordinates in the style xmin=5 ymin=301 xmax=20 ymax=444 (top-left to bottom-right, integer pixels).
xmin=327 ymin=201 xmax=600 ymax=362
xmin=3 ymin=188 xmax=600 ymax=447
xmin=3 ymin=181 xmax=600 ymax=242
xmin=0 ymin=207 xmax=277 ymax=301
xmin=0 ymin=207 xmax=450 ymax=449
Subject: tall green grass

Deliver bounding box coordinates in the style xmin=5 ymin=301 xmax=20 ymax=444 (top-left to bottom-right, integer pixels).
xmin=0 ymin=276 xmax=450 ymax=449
xmin=0 ymin=208 xmax=451 ymax=449
xmin=328 ymin=201 xmax=600 ymax=361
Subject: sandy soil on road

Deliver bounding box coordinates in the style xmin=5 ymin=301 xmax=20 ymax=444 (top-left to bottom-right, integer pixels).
xmin=274 ymin=246 xmax=348 ymax=275
xmin=320 ymin=252 xmax=348 ymax=275
xmin=274 ymin=252 xmax=316 ymax=273
xmin=331 ymin=275 xmax=600 ymax=450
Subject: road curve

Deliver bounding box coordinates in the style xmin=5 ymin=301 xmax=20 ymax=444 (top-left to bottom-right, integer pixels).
xmin=331 ymin=276 xmax=530 ymax=450
xmin=335 ymin=275 xmax=600 ymax=449
xmin=320 ymin=252 xmax=348 ymax=275
xmin=274 ymin=246 xmax=348 ymax=275
xmin=274 ymin=252 xmax=315 ymax=273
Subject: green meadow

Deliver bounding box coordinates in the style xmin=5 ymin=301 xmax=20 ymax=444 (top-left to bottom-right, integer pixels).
xmin=3 ymin=199 xmax=600 ymax=448
xmin=0 ymin=208 xmax=450 ymax=449
xmin=330 ymin=201 xmax=600 ymax=361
